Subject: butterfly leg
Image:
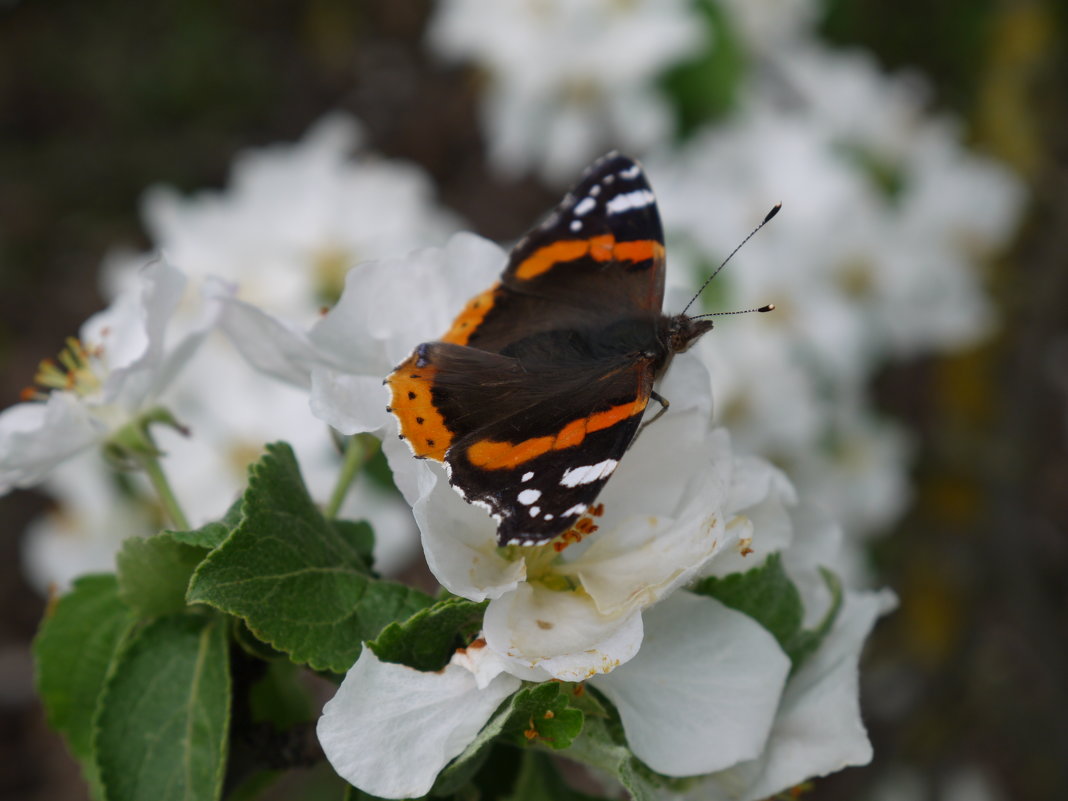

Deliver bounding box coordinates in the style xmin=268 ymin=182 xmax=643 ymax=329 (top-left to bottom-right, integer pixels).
xmin=637 ymin=390 xmax=670 ymax=438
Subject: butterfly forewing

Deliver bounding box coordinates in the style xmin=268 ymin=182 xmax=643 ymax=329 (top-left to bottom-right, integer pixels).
xmin=461 ymin=153 xmax=667 ymax=354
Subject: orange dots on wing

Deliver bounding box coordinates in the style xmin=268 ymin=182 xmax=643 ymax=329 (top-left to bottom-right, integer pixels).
xmin=386 ymin=356 xmax=452 ymax=461
xmin=514 ymin=236 xmax=662 ymax=280
xmin=442 ymin=283 xmax=500 ymax=346
xmin=465 ymin=397 xmax=648 ymax=470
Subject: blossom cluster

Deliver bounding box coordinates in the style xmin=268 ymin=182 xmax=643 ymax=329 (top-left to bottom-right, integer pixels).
xmin=5 ymin=0 xmax=1025 ymax=798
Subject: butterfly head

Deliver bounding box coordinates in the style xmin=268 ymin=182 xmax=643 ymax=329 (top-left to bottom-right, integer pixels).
xmin=666 ymin=313 xmax=715 ymax=356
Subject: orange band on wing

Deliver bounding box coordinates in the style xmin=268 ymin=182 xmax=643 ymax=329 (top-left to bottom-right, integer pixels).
xmin=386 ymin=358 xmax=453 ymax=461
xmin=514 ymin=236 xmax=663 ymax=280
xmin=442 ymin=284 xmax=499 ymax=346
xmin=465 ymin=397 xmax=648 ymax=470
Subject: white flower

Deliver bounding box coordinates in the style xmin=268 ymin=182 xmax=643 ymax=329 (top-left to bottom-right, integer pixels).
xmin=105 ymin=113 xmax=458 ymax=324
xmin=315 ymin=424 xmax=890 ymax=797
xmin=427 ymin=0 xmax=705 ymax=183
xmin=0 ymin=258 xmax=223 ymax=494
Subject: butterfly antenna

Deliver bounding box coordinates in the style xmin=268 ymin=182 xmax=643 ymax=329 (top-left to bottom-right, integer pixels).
xmin=680 ymin=202 xmax=781 ymax=316
xmin=691 ymin=303 xmax=776 ymax=320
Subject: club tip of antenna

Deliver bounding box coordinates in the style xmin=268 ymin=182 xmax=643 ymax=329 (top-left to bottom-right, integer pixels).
xmin=758 ymin=303 xmax=775 ymax=313
xmin=763 ymin=203 xmax=782 ymax=224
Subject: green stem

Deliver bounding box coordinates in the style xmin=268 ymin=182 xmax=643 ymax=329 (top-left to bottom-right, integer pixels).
xmin=325 ymin=435 xmax=366 ymax=519
xmin=139 ymin=451 xmax=191 ymax=530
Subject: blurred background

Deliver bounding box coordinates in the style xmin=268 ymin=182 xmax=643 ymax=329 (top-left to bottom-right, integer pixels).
xmin=1 ymin=1 xmax=1065 ymax=799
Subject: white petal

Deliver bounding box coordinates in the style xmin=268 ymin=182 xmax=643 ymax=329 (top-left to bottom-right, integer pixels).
xmin=318 ymin=649 xmax=520 ymax=799
xmin=412 ymin=462 xmax=526 ymax=600
xmin=483 ymin=582 xmax=643 ymax=681
xmin=594 ymin=591 xmax=791 ymax=777
xmin=92 ymin=258 xmax=188 ymax=410
xmin=707 ymin=589 xmax=896 ymax=801
xmin=309 ymin=232 xmax=505 ymax=374
xmin=564 ymin=433 xmax=733 ymax=617
xmin=218 ymin=294 xmax=334 ymax=388
xmin=0 ymin=394 xmax=103 ymax=493
xmin=309 ymin=369 xmax=390 ymax=435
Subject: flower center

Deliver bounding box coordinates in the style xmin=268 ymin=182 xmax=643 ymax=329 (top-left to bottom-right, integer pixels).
xmin=23 ymin=337 xmax=103 ymax=401
xmin=499 ymin=508 xmax=606 ymax=592
xmin=312 ymin=245 xmax=353 ymax=306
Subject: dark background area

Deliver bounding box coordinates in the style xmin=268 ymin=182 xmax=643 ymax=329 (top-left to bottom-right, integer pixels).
xmin=2 ymin=1 xmax=1066 ymax=799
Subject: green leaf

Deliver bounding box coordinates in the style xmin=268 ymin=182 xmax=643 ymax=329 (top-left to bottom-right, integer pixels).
xmin=116 ymin=533 xmax=208 ymax=618
xmin=504 ymin=751 xmax=610 ymax=801
xmin=34 ymin=574 xmax=136 ymax=798
xmin=187 ymin=443 xmax=431 ymax=672
xmin=231 ymin=618 xmax=287 ymax=662
xmin=692 ymin=553 xmax=803 ymax=648
xmin=329 ymin=518 xmax=375 ymax=570
xmin=500 ymin=682 xmax=584 ymax=750
xmin=368 ymin=596 xmax=488 ymax=671
xmin=94 ymin=613 xmax=231 ymax=801
xmin=248 ymin=660 xmax=314 ymax=732
xmin=564 ymin=716 xmax=663 ymax=801
xmin=168 ymin=499 xmax=244 ymax=550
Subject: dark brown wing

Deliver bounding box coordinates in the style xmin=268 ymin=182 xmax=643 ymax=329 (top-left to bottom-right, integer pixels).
xmin=455 ymin=152 xmax=667 ymax=353
xmin=387 ymin=341 xmax=656 ymax=545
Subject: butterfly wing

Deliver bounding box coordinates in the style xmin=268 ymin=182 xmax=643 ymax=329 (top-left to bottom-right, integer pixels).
xmin=386 ymin=152 xmax=668 ymax=545
xmin=457 ymin=152 xmax=667 ymax=353
xmin=387 ymin=341 xmax=655 ymax=545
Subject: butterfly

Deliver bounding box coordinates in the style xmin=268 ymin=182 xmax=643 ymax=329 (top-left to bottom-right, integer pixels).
xmin=386 ymin=152 xmax=775 ymax=546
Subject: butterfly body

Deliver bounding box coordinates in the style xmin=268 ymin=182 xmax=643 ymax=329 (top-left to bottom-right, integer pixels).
xmin=387 ymin=152 xmax=712 ymax=546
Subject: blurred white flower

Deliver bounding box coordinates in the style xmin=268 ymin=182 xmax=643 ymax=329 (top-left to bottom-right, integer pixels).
xmin=428 ymin=0 xmax=706 ymax=183
xmin=646 ymin=38 xmax=1023 ymax=539
xmin=715 ymin=0 xmax=820 ymax=51
xmin=0 ymin=258 xmax=223 ymax=494
xmin=21 ymin=451 xmax=156 ymax=594
xmin=106 ymin=113 xmax=458 ymax=323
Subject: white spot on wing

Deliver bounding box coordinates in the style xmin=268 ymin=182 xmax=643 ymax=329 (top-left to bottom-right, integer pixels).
xmin=521 ymin=471 xmax=535 ymax=482
xmin=619 ymin=164 xmax=641 ymax=179
xmin=529 ymin=506 xmax=541 ymax=517
xmin=574 ymin=196 xmax=596 ymax=216
xmin=518 ymin=488 xmax=542 ymax=505
xmin=560 ymin=459 xmax=619 ymax=487
xmin=589 ymin=184 xmax=601 ymax=197
xmin=570 ymin=220 xmax=582 ymax=232
xmin=563 ymin=503 xmax=588 ymax=517
xmin=544 ymin=514 xmax=554 ymax=520
xmin=607 ymin=189 xmax=655 ymax=215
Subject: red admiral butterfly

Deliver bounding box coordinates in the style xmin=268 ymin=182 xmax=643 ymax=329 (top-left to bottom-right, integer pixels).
xmin=387 ymin=152 xmax=774 ymax=546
